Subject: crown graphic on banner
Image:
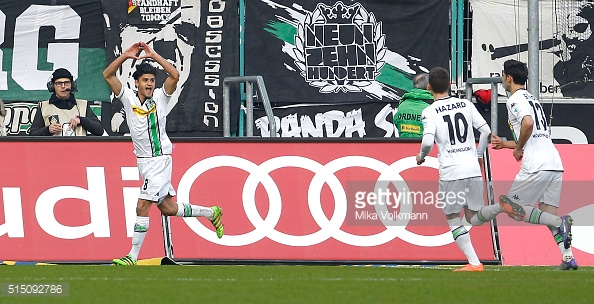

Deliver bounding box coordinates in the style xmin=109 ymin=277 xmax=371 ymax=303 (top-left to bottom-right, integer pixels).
xmin=318 ymin=1 xmax=359 ymax=23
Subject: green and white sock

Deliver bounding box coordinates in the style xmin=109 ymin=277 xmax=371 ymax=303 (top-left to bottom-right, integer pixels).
xmin=522 ymin=206 xmax=562 ymax=227
xmin=470 ymin=204 xmax=503 ymax=225
xmin=129 ymin=216 xmax=149 ymax=261
xmin=176 ymin=202 xmax=213 ymax=218
xmin=448 ymin=218 xmax=480 ymax=266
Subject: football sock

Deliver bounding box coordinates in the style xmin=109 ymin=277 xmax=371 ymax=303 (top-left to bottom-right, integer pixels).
xmin=470 ymin=204 xmax=502 ymax=225
xmin=548 ymin=226 xmax=574 ymax=261
xmin=522 ymin=206 xmax=562 ymax=227
xmin=175 ymin=202 xmax=214 ymax=218
xmin=448 ymin=218 xmax=481 ymax=266
xmin=129 ymin=216 xmax=149 ymax=261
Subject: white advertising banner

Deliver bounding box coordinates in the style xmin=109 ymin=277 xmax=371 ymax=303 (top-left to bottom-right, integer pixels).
xmin=471 ymin=0 xmax=561 ymax=97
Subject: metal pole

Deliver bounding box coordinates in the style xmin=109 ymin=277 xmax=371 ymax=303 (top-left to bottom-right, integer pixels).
xmin=527 ymin=0 xmax=539 ymax=99
xmin=238 ymin=0 xmax=246 ymax=137
xmin=490 ymin=82 xmax=499 ymax=135
xmin=246 ymin=81 xmax=254 ymax=136
xmin=456 ymin=0 xmax=464 ymax=88
xmin=256 ymin=76 xmax=277 ymax=137
xmin=465 ymin=77 xmax=502 ymax=136
xmin=161 ymin=215 xmax=174 ymax=259
xmin=223 ymin=76 xmax=276 ymax=137
xmin=465 ymin=82 xmax=472 ymax=105
xmin=223 ymin=82 xmax=231 ymax=137
xmin=450 ymin=0 xmax=457 ymax=86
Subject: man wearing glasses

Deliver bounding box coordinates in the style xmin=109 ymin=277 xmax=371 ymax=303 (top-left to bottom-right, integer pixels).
xmin=29 ymin=68 xmax=104 ymax=136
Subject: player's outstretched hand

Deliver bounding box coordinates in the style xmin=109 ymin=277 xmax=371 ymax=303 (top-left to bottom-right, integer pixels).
xmin=416 ymin=154 xmax=425 ymax=165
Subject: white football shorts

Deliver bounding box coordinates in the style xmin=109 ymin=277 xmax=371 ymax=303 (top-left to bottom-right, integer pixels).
xmin=136 ymin=154 xmax=176 ymax=204
xmin=439 ymin=176 xmax=485 ymax=215
xmin=507 ymin=170 xmax=562 ymax=208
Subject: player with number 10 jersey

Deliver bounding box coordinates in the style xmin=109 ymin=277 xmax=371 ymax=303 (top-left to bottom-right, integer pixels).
xmin=421 ymin=96 xmax=489 ymax=181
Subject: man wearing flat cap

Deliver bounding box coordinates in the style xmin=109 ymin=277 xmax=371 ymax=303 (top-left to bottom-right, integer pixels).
xmin=29 ymin=68 xmax=104 ymax=136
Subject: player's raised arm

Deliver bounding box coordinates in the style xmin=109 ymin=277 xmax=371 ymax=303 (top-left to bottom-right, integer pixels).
xmin=138 ymin=41 xmax=180 ymax=95
xmin=103 ymin=42 xmax=142 ymax=96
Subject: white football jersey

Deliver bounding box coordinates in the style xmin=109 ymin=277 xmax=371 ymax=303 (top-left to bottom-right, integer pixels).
xmin=506 ymin=89 xmax=563 ymax=173
xmin=117 ymin=86 xmax=173 ymax=158
xmin=422 ymin=96 xmax=488 ymax=180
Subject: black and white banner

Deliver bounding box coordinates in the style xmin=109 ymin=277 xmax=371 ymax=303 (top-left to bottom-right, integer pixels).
xmin=471 ymin=0 xmax=594 ymax=98
xmin=245 ymin=0 xmax=449 ymax=104
xmin=0 ymin=0 xmax=107 ymax=102
xmin=253 ymin=102 xmax=398 ymax=137
xmin=252 ymin=101 xmax=594 ymax=143
xmin=102 ymin=0 xmax=239 ymax=135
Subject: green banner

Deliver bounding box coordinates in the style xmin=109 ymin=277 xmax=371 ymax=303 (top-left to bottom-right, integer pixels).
xmin=0 ymin=1 xmax=109 ymax=102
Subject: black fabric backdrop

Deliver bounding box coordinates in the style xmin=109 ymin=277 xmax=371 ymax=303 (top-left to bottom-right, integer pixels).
xmin=245 ymin=0 xmax=449 ymax=104
xmin=101 ymin=0 xmax=240 ymax=136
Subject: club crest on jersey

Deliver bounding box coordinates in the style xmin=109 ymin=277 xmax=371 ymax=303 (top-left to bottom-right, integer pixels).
xmin=132 ymin=100 xmax=156 ymax=117
xmin=293 ymin=1 xmax=386 ymax=93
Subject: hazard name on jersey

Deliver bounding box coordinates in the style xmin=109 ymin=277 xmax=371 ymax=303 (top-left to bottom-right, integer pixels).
xmin=434 ymin=102 xmax=467 ymax=114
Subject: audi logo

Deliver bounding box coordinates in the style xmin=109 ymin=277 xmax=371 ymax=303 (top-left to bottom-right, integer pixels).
xmin=177 ymin=155 xmax=473 ymax=247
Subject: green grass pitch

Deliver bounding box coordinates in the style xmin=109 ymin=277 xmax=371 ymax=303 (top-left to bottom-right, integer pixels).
xmin=0 ymin=265 xmax=592 ymax=303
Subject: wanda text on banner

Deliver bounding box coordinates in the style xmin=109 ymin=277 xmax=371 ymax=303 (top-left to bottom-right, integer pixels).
xmin=253 ymin=102 xmax=399 ymax=137
xmin=253 ymin=101 xmax=594 ymax=141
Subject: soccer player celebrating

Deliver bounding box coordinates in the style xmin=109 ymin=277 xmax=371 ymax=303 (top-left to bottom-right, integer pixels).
xmin=492 ymin=59 xmax=575 ymax=270
xmin=103 ymin=42 xmax=224 ymax=265
xmin=417 ymin=67 xmax=523 ymax=272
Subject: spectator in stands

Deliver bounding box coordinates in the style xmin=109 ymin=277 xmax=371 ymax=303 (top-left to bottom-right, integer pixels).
xmin=29 ymin=68 xmax=103 ymax=136
xmin=393 ymin=73 xmax=433 ymax=137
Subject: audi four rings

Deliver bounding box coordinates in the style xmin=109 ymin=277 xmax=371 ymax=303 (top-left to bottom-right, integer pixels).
xmin=177 ymin=155 xmax=471 ymax=247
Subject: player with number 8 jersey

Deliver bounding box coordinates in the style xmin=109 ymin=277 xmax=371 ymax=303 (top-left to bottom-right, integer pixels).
xmin=103 ymin=42 xmax=225 ymax=266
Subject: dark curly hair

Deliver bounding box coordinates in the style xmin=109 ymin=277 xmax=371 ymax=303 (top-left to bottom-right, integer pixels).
xmin=132 ymin=62 xmax=158 ymax=80
xmin=503 ymin=59 xmax=528 ymax=85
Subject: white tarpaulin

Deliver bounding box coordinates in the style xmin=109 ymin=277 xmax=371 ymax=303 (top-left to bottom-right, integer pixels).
xmin=470 ymin=0 xmax=561 ymax=96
